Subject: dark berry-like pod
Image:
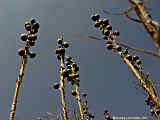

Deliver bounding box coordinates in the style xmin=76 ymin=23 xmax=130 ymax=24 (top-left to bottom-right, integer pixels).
xmin=53 ymin=82 xmax=59 ymax=89
xmin=29 ymin=51 xmax=36 ymax=58
xmin=115 ymin=45 xmax=121 ymax=51
xmin=90 ymin=14 xmax=100 ymax=21
xmin=136 ymin=59 xmax=142 ymax=65
xmin=126 ymin=54 xmax=132 ymax=61
xmin=30 ymin=18 xmax=36 ymax=25
xmin=106 ymin=25 xmax=112 ymax=31
xmin=133 ymin=55 xmax=139 ymax=61
xmin=24 ymin=21 xmax=31 ymax=31
xmin=63 ymin=42 xmax=69 ymax=48
xmin=102 ymin=18 xmax=109 ymax=26
xmin=103 ymin=29 xmax=110 ymax=36
xmin=20 ymin=33 xmax=28 ymax=41
xmin=94 ymin=21 xmax=101 ymax=28
xmin=32 ymin=22 xmax=40 ymax=30
xmin=72 ymin=90 xmax=77 ymax=96
xmin=18 ymin=49 xmax=25 ymax=56
xmin=28 ymin=40 xmax=35 ymax=46
xmin=65 ymin=56 xmax=72 ymax=61
xmin=28 ymin=34 xmax=37 ymax=41
xmin=106 ymin=43 xmax=113 ymax=50
xmin=57 ymin=37 xmax=63 ymax=44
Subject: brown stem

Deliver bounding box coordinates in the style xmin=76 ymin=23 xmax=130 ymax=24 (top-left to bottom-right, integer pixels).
xmin=9 ymin=54 xmax=28 ymax=120
xmin=74 ymin=84 xmax=85 ymax=120
xmin=60 ymin=55 xmax=68 ymax=120
xmin=128 ymin=0 xmax=160 ymax=54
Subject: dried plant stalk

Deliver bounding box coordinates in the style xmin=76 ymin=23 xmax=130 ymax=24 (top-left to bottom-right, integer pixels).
xmin=9 ymin=51 xmax=28 ymax=120
xmin=128 ymin=0 xmax=160 ymax=54
xmin=74 ymin=84 xmax=84 ymax=120
xmin=60 ymin=55 xmax=68 ymax=120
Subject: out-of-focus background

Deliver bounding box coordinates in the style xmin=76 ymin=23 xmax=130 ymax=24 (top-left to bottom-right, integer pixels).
xmin=1 ymin=0 xmax=160 ymax=119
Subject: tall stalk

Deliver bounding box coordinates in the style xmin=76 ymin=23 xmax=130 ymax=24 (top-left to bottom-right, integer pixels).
xmin=9 ymin=18 xmax=39 ymax=120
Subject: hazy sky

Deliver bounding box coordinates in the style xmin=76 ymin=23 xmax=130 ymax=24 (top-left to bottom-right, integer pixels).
xmin=1 ymin=0 xmax=160 ymax=119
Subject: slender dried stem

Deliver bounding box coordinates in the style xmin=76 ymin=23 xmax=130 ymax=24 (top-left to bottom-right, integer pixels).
xmin=9 ymin=51 xmax=28 ymax=120
xmin=74 ymin=84 xmax=84 ymax=120
xmin=128 ymin=0 xmax=160 ymax=54
xmin=60 ymin=55 xmax=68 ymax=120
xmin=112 ymin=39 xmax=160 ymax=109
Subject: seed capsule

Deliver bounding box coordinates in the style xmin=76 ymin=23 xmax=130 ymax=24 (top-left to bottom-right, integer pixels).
xmin=82 ymin=93 xmax=87 ymax=97
xmin=136 ymin=59 xmax=142 ymax=65
xmin=32 ymin=22 xmax=40 ymax=30
xmin=133 ymin=55 xmax=139 ymax=61
xmin=89 ymin=114 xmax=94 ymax=118
xmin=90 ymin=14 xmax=100 ymax=21
xmin=106 ymin=25 xmax=112 ymax=30
xmin=103 ymin=29 xmax=110 ymax=36
xmin=29 ymin=51 xmax=36 ymax=58
xmin=63 ymin=42 xmax=69 ymax=48
xmin=74 ymin=66 xmax=79 ymax=72
xmin=115 ymin=45 xmax=121 ymax=51
xmin=65 ymin=56 xmax=72 ymax=61
xmin=30 ymin=18 xmax=36 ymax=24
xmin=72 ymin=90 xmax=77 ymax=96
xmin=112 ymin=29 xmax=120 ymax=36
xmin=102 ymin=35 xmax=108 ymax=40
xmin=25 ymin=21 xmax=31 ymax=31
xmin=104 ymin=110 xmax=108 ymax=114
xmin=28 ymin=34 xmax=37 ymax=41
xmin=20 ymin=33 xmax=28 ymax=41
xmin=57 ymin=37 xmax=63 ymax=44
xmin=106 ymin=43 xmax=113 ymax=50
xmin=18 ymin=49 xmax=25 ymax=56
xmin=103 ymin=18 xmax=109 ymax=26
xmin=72 ymin=62 xmax=77 ymax=68
xmin=94 ymin=21 xmax=101 ymax=28
xmin=53 ymin=82 xmax=59 ymax=89
xmin=28 ymin=40 xmax=35 ymax=46
xmin=126 ymin=54 xmax=132 ymax=61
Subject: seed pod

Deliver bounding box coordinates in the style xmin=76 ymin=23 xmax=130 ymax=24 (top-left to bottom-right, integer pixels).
xmin=104 ymin=110 xmax=108 ymax=114
xmin=112 ymin=29 xmax=120 ymax=36
xmin=65 ymin=56 xmax=72 ymax=61
xmin=133 ymin=55 xmax=139 ymax=61
xmin=106 ymin=25 xmax=112 ymax=31
xmin=102 ymin=35 xmax=108 ymax=40
xmin=28 ymin=40 xmax=35 ymax=46
xmin=155 ymin=108 xmax=160 ymax=115
xmin=67 ymin=65 xmax=72 ymax=69
xmin=136 ymin=59 xmax=142 ymax=65
xmin=25 ymin=21 xmax=31 ymax=31
xmin=150 ymin=108 xmax=155 ymax=114
xmin=56 ymin=54 xmax=61 ymax=60
xmin=28 ymin=34 xmax=37 ymax=41
xmin=103 ymin=29 xmax=110 ymax=36
xmin=30 ymin=18 xmax=36 ymax=24
xmin=89 ymin=114 xmax=94 ymax=118
xmin=90 ymin=14 xmax=100 ymax=21
xmin=106 ymin=43 xmax=113 ymax=50
xmin=29 ymin=51 xmax=36 ymax=58
xmin=126 ymin=54 xmax=132 ymax=61
xmin=32 ymin=22 xmax=40 ymax=30
xmin=72 ymin=62 xmax=77 ymax=68
xmin=18 ymin=49 xmax=25 ymax=56
xmin=74 ymin=66 xmax=79 ymax=72
xmin=53 ymin=82 xmax=59 ymax=89
xmin=72 ymin=73 xmax=79 ymax=78
xmin=115 ymin=45 xmax=121 ymax=51
xmin=63 ymin=42 xmax=69 ymax=48
xmin=20 ymin=33 xmax=28 ymax=41
xmin=94 ymin=21 xmax=101 ymax=28
xmin=72 ymin=90 xmax=77 ymax=96
xmin=82 ymin=93 xmax=87 ymax=97
xmin=57 ymin=37 xmax=63 ymax=44
xmin=124 ymin=48 xmax=129 ymax=55
xmin=63 ymin=69 xmax=71 ymax=77
xmin=102 ymin=18 xmax=109 ymax=26
xmin=32 ymin=29 xmax=38 ymax=34
xmin=59 ymin=47 xmax=65 ymax=55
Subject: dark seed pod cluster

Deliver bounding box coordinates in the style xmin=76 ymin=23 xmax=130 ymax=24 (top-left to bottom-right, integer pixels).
xmin=103 ymin=109 xmax=113 ymax=120
xmin=18 ymin=18 xmax=40 ymax=59
xmin=82 ymin=92 xmax=94 ymax=119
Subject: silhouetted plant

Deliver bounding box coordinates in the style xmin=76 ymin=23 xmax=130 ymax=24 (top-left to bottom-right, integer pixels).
xmin=9 ymin=18 xmax=40 ymax=120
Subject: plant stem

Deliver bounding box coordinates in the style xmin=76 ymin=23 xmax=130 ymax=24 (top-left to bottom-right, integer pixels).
xmin=60 ymin=55 xmax=68 ymax=120
xmin=9 ymin=53 xmax=28 ymax=120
